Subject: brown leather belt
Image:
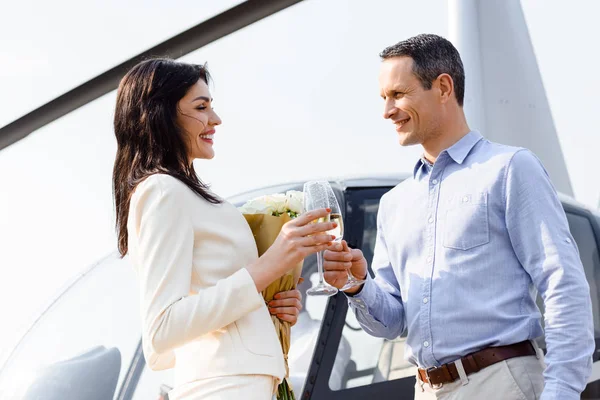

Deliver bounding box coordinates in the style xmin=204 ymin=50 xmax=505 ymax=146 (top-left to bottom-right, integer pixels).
xmin=417 ymin=341 xmax=536 ymax=388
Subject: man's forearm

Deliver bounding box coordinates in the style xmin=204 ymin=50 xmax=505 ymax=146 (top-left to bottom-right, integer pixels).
xmin=346 ymin=275 xmax=405 ymax=340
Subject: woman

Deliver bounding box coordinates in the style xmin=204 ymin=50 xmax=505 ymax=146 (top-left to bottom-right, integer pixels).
xmin=112 ymin=58 xmax=336 ymax=399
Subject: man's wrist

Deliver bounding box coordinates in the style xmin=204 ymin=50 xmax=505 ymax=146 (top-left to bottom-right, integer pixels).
xmin=344 ymin=283 xmax=365 ymax=296
xmin=344 ymin=271 xmax=368 ymax=296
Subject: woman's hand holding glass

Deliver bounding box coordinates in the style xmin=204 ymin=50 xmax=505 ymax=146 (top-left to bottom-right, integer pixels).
xmin=247 ymin=208 xmax=336 ymax=292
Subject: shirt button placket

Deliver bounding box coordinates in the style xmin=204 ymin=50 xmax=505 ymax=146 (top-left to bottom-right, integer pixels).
xmin=422 ymin=172 xmax=440 ymax=366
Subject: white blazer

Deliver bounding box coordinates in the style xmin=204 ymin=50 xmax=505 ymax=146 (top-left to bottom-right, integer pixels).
xmin=127 ymin=174 xmax=286 ymax=388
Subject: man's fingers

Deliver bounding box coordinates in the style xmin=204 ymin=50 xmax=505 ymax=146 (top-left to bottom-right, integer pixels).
xmin=342 ymin=240 xmax=350 ymax=252
xmin=323 ymin=259 xmax=352 ymax=271
xmin=323 ymin=249 xmax=353 ymax=262
xmin=324 ymin=271 xmax=348 ymax=288
xmin=326 ymin=242 xmax=344 ymax=252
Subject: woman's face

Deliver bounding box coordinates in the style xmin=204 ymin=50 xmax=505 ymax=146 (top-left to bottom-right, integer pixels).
xmin=176 ymin=79 xmax=222 ymax=161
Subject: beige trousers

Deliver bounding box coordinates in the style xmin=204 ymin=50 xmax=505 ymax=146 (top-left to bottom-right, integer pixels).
xmin=168 ymin=374 xmax=277 ymax=400
xmin=414 ymin=355 xmax=545 ymax=400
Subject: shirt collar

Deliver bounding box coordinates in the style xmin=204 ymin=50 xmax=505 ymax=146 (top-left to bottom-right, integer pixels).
xmin=412 ymin=156 xmax=432 ymax=179
xmin=445 ymin=130 xmax=483 ymax=165
xmin=412 ymin=131 xmax=483 ymax=179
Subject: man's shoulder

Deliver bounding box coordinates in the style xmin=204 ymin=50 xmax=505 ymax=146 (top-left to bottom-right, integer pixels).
xmin=476 ymin=139 xmax=524 ymax=161
xmin=472 ymin=139 xmax=539 ymax=171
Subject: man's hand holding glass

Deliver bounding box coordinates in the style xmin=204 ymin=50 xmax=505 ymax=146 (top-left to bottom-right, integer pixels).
xmin=323 ymin=240 xmax=368 ymax=295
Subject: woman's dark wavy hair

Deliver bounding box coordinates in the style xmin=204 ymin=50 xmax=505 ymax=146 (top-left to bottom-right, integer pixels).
xmin=113 ymin=58 xmax=220 ymax=256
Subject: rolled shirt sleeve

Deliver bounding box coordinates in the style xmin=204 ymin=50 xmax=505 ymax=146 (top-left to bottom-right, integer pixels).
xmin=504 ymin=150 xmax=594 ymax=399
xmin=347 ymin=199 xmax=406 ymax=340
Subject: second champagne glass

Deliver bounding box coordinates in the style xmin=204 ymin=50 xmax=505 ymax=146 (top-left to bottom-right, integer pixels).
xmin=303 ymin=180 xmax=341 ymax=297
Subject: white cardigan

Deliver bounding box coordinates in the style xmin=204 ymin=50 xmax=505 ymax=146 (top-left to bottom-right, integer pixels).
xmin=127 ymin=174 xmax=285 ymax=388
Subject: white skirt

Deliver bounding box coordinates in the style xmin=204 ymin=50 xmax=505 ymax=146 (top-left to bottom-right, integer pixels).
xmin=168 ymin=374 xmax=277 ymax=400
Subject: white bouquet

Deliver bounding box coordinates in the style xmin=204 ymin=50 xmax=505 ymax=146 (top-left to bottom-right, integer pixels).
xmin=239 ymin=190 xmax=304 ymax=400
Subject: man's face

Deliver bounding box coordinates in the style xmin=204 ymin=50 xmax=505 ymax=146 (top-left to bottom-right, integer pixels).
xmin=379 ymin=56 xmax=441 ymax=146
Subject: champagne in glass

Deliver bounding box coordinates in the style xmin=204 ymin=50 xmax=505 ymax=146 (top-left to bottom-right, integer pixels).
xmin=316 ymin=213 xmax=344 ymax=240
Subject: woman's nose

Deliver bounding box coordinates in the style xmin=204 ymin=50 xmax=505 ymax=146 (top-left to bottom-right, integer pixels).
xmin=211 ymin=110 xmax=222 ymax=126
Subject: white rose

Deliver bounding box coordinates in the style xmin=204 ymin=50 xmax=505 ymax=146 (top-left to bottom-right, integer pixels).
xmin=286 ymin=190 xmax=304 ymax=214
xmin=265 ymin=193 xmax=288 ymax=215
xmin=238 ymin=196 xmax=271 ymax=214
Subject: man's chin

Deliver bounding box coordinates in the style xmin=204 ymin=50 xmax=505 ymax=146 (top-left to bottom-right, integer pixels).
xmin=397 ymin=132 xmax=420 ymax=147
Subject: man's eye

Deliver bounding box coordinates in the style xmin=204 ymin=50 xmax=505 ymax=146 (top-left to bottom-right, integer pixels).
xmin=394 ymin=92 xmax=404 ymax=99
xmin=196 ymin=106 xmax=207 ymax=110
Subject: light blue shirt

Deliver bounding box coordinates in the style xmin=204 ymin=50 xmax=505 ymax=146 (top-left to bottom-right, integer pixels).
xmin=348 ymin=131 xmax=594 ymax=399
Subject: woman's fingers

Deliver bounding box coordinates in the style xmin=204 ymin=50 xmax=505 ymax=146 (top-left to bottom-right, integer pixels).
xmin=295 ymin=220 xmax=337 ymax=237
xmin=275 ymin=313 xmax=298 ymax=325
xmin=298 ymin=233 xmax=335 ymax=247
xmin=268 ymin=298 xmax=302 ymax=309
xmin=269 ymin=305 xmax=300 ymax=315
xmin=291 ymin=208 xmax=330 ymax=227
xmin=269 ymin=289 xmax=302 ymax=326
xmin=274 ymin=289 xmax=301 ymax=300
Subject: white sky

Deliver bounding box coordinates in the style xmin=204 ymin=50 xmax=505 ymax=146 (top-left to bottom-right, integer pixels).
xmin=0 ymin=0 xmax=599 ymax=364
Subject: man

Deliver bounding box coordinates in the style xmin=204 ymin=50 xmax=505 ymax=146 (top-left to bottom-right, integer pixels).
xmin=323 ymin=34 xmax=594 ymax=399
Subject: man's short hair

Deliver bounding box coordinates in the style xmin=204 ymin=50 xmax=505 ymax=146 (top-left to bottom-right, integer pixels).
xmin=380 ymin=34 xmax=465 ymax=106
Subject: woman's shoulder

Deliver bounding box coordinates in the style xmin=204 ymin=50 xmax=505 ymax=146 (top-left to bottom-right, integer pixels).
xmin=130 ymin=174 xmax=197 ymax=209
xmin=132 ymin=173 xmax=223 ymax=207
xmin=134 ymin=173 xmax=191 ymax=196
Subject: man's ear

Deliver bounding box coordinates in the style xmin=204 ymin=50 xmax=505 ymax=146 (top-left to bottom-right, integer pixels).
xmin=437 ymin=73 xmax=454 ymax=104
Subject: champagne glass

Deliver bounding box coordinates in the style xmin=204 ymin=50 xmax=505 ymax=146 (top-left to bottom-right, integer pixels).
xmin=303 ymin=180 xmax=340 ymax=296
xmin=303 ymin=181 xmax=367 ymax=294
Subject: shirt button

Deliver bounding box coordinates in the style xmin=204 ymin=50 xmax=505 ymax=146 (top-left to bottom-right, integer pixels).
xmin=565 ymin=238 xmax=571 ymax=244
xmin=431 ymin=179 xmax=438 ymax=185
xmin=426 ymin=256 xmax=433 ymax=263
xmin=423 ymin=297 xmax=429 ymax=304
xmin=428 ymin=217 xmax=434 ymax=223
xmin=423 ymin=341 xmax=430 ymax=348
xmin=462 ymin=196 xmax=469 ymax=203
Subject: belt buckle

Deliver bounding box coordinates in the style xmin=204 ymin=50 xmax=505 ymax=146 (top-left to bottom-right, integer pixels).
xmin=425 ymin=367 xmax=443 ymax=389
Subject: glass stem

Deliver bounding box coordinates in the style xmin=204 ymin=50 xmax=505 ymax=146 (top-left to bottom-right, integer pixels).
xmin=317 ymin=250 xmax=325 ymax=285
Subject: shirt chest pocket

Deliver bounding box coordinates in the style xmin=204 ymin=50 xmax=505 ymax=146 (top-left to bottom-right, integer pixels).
xmin=443 ymin=192 xmax=490 ymax=251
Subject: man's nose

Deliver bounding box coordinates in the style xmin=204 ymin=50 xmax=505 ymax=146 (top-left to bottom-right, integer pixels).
xmin=383 ymin=101 xmax=397 ymax=119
